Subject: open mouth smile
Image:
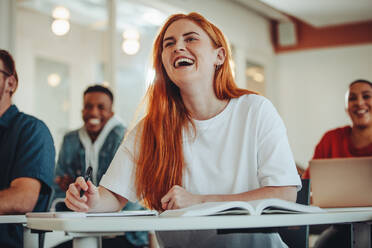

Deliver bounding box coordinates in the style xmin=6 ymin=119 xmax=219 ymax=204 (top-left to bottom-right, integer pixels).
xmin=88 ymin=118 xmax=101 ymax=125
xmin=174 ymin=57 xmax=195 ymax=68
xmin=353 ymin=108 xmax=370 ymax=118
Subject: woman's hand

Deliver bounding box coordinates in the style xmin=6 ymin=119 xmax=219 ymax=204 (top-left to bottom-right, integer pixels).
xmin=161 ymin=185 xmax=203 ymax=210
xmin=64 ymin=176 xmax=99 ymax=212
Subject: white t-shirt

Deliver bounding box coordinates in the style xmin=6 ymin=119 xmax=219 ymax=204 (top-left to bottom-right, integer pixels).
xmin=100 ymin=94 xmax=300 ymax=248
xmin=100 ymin=94 xmax=300 ymax=200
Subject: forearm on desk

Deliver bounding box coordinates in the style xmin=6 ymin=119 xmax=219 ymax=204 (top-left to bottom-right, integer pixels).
xmin=89 ymin=186 xmax=128 ymax=212
xmin=199 ymin=186 xmax=297 ymax=204
xmin=0 ymin=177 xmax=41 ymax=214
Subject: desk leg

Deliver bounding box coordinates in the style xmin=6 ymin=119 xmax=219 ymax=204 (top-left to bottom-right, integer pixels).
xmin=23 ymin=227 xmax=38 ymax=248
xmin=352 ymin=222 xmax=371 ymax=248
xmin=73 ymin=236 xmax=101 ymax=248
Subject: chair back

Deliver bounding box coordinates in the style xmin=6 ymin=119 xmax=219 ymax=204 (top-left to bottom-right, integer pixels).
xmin=296 ymin=179 xmax=310 ymax=205
xmin=278 ymin=179 xmax=310 ymax=248
xmin=33 ymin=183 xmax=55 ymax=213
xmin=30 ymin=185 xmax=55 ymax=248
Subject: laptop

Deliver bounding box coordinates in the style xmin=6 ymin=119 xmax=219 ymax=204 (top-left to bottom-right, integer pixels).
xmin=309 ymin=157 xmax=372 ymax=208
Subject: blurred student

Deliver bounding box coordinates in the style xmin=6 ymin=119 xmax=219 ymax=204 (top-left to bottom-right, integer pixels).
xmin=54 ymin=85 xmax=148 ymax=247
xmin=303 ymin=79 xmax=372 ymax=248
xmin=0 ymin=49 xmax=55 ymax=247
xmin=303 ymin=79 xmax=372 ymax=176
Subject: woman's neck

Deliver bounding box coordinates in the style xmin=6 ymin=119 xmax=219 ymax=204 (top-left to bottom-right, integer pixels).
xmin=181 ymin=90 xmax=228 ymax=120
xmin=351 ymin=125 xmax=372 ymax=149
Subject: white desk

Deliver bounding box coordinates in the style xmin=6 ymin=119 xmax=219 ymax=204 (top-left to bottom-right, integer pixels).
xmin=0 ymin=214 xmax=26 ymax=224
xmin=27 ymin=210 xmax=372 ymax=248
xmin=0 ymin=215 xmax=38 ymax=248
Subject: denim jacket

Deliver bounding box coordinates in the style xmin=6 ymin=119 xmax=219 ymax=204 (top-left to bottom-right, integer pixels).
xmin=53 ymin=124 xmax=148 ymax=246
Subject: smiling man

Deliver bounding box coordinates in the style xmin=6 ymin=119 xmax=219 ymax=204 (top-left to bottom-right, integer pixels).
xmin=0 ymin=49 xmax=55 ymax=247
xmin=54 ymin=85 xmax=120 ymax=194
xmin=53 ymin=85 xmax=149 ymax=248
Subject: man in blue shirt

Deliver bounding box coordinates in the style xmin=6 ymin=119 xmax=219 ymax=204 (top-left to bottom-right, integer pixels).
xmin=54 ymin=85 xmax=148 ymax=248
xmin=0 ymin=49 xmax=55 ymax=247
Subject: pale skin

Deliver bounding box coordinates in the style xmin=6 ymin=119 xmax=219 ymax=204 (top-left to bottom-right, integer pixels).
xmin=65 ymin=19 xmax=296 ymax=213
xmin=0 ymin=60 xmax=41 ymax=214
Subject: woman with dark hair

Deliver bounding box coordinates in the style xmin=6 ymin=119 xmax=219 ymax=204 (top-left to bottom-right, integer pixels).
xmin=65 ymin=12 xmax=300 ymax=247
xmin=303 ymin=79 xmax=372 ymax=248
xmin=303 ymin=79 xmax=372 ymax=179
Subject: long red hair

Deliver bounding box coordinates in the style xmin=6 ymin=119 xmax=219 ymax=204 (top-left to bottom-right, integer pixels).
xmin=135 ymin=12 xmax=255 ymax=210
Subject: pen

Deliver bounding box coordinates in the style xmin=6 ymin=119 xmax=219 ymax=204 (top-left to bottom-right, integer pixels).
xmin=80 ymin=166 xmax=93 ymax=197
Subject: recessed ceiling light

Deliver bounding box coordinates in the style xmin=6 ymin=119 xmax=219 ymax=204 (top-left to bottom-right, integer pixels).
xmin=122 ymin=29 xmax=140 ymax=40
xmin=47 ymin=73 xmax=61 ymax=87
xmin=51 ymin=19 xmax=70 ymax=36
xmin=52 ymin=6 xmax=70 ymax=20
xmin=122 ymin=40 xmax=140 ymax=55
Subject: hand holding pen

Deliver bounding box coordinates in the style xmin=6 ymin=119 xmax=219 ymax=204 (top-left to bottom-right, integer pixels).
xmin=80 ymin=166 xmax=93 ymax=197
xmin=64 ymin=166 xmax=99 ymax=212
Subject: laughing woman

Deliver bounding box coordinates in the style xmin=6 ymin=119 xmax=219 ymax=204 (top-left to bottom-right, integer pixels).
xmin=65 ymin=12 xmax=301 ymax=247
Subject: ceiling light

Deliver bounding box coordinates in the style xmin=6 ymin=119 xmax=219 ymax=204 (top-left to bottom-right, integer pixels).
xmin=122 ymin=40 xmax=140 ymax=55
xmin=122 ymin=29 xmax=140 ymax=40
xmin=51 ymin=19 xmax=70 ymax=36
xmin=143 ymin=10 xmax=166 ymax=26
xmin=52 ymin=6 xmax=70 ymax=20
xmin=47 ymin=73 xmax=61 ymax=87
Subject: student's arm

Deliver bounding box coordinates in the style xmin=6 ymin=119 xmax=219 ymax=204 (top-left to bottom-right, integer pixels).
xmin=161 ymin=185 xmax=297 ymax=210
xmin=0 ymin=119 xmax=54 ymax=214
xmin=65 ymin=177 xmax=128 ymax=212
xmin=2 ymin=118 xmax=55 ymax=214
xmin=54 ymin=136 xmax=75 ymax=194
xmin=0 ymin=177 xmax=41 ymax=214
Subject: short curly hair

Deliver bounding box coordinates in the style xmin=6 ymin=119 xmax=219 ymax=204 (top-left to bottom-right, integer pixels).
xmin=84 ymin=84 xmax=114 ymax=103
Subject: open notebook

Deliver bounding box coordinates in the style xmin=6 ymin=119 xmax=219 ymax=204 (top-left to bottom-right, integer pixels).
xmin=26 ymin=199 xmax=323 ymax=218
xmin=159 ymin=198 xmax=325 ymax=217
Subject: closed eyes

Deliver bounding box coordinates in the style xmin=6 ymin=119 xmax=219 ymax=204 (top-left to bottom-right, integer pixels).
xmin=163 ymin=31 xmax=200 ymax=48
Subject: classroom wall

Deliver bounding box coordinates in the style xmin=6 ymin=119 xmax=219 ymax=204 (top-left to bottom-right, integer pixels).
xmin=14 ymin=7 xmax=105 ymax=149
xmin=275 ymin=44 xmax=372 ymax=167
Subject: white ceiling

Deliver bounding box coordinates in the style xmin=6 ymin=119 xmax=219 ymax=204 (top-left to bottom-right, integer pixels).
xmin=18 ymin=0 xmax=372 ymax=28
xmin=257 ymin=0 xmax=372 ymax=27
xmin=17 ymin=0 xmax=169 ymax=30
